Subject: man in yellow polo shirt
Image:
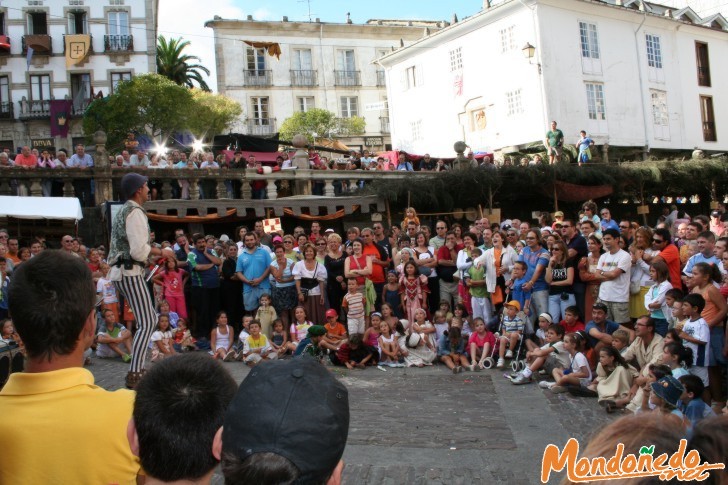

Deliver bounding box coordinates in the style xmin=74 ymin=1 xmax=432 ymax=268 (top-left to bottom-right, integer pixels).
xmin=0 ymin=250 xmax=140 ymax=483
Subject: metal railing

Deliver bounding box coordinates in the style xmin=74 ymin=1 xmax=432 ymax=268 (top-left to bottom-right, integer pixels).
xmin=18 ymin=99 xmax=51 ymax=119
xmin=244 ymin=70 xmax=272 ymax=86
xmin=63 ymin=34 xmax=93 ymax=54
xmin=104 ymin=34 xmax=133 ymax=52
xmin=290 ymin=70 xmax=317 ymax=86
xmin=22 ymin=34 xmax=52 ymax=55
xmin=72 ymin=98 xmax=93 ymax=116
xmin=245 ymin=118 xmax=276 ymax=135
xmin=703 ymin=121 xmax=717 ymax=142
xmin=0 ymin=102 xmax=13 ymax=120
xmin=697 ymin=66 xmax=711 ymax=87
xmin=380 ymin=117 xmax=390 ymax=134
xmin=334 ymin=70 xmax=361 ymax=86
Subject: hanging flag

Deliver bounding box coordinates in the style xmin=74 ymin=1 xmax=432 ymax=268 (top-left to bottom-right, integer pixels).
xmin=26 ymin=46 xmax=34 ymax=70
xmin=65 ymin=34 xmax=91 ymax=68
xmin=50 ymin=100 xmax=73 ymax=137
xmin=453 ymin=73 xmax=463 ymax=96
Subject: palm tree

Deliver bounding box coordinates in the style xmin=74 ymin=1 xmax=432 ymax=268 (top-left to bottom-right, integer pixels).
xmin=156 ymin=36 xmax=211 ymax=91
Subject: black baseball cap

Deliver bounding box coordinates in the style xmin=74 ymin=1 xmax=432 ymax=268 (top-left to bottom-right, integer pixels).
xmin=222 ymin=358 xmax=350 ymax=484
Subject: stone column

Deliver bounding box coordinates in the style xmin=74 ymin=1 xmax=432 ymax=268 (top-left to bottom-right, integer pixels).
xmin=291 ymin=134 xmax=311 ymax=196
xmin=93 ymin=130 xmax=113 ymax=205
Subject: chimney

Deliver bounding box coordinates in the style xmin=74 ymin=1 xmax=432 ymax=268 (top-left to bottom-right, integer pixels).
xmin=452 ymin=13 xmax=459 ymax=23
xmin=346 ymin=12 xmax=352 ymax=24
xmin=282 ymin=16 xmax=288 ymax=22
xmin=246 ymin=14 xmax=253 ymax=20
xmin=315 ymin=17 xmax=320 ymax=22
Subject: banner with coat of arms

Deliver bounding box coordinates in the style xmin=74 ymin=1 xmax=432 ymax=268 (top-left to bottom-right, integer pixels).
xmin=50 ymin=100 xmax=72 ymax=137
xmin=65 ymin=34 xmax=91 ymax=67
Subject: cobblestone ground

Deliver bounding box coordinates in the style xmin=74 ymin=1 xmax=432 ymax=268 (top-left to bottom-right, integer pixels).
xmin=89 ymin=356 xmax=616 ymax=484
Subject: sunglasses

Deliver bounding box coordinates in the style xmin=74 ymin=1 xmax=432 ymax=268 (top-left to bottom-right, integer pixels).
xmin=653 ymin=238 xmax=664 ymax=243
xmin=619 ymin=226 xmax=630 ymax=229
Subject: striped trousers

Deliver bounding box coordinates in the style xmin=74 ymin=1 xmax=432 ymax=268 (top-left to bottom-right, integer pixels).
xmin=115 ymin=274 xmax=157 ymax=373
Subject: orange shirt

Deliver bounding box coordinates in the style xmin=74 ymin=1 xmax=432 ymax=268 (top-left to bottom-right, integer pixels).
xmin=325 ymin=322 xmax=347 ymax=337
xmin=13 ymin=154 xmax=37 ymax=167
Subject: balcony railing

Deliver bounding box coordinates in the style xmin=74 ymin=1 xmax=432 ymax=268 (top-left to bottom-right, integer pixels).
xmin=104 ymin=34 xmax=133 ymax=52
xmin=334 ymin=70 xmax=361 ymax=86
xmin=245 ymin=118 xmax=276 ymax=136
xmin=63 ymin=34 xmax=93 ymax=55
xmin=18 ymin=99 xmax=51 ymax=120
xmin=380 ymin=117 xmax=390 ymax=134
xmin=376 ymin=70 xmax=386 ymax=87
xmin=22 ymin=34 xmax=52 ymax=55
xmin=703 ymin=121 xmax=717 ymax=142
xmin=0 ymin=35 xmax=11 ymax=55
xmin=0 ymin=102 xmax=13 ymax=120
xmin=290 ymin=70 xmax=317 ymax=86
xmin=72 ymin=98 xmax=93 ymax=116
xmin=697 ymin=66 xmax=711 ymax=87
xmin=244 ymin=70 xmax=272 ymax=86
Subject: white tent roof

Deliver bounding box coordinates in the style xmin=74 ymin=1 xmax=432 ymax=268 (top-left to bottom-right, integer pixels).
xmin=0 ymin=196 xmax=83 ymax=221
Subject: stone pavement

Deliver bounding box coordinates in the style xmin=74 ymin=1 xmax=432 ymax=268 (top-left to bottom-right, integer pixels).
xmin=89 ymin=356 xmax=616 ymax=484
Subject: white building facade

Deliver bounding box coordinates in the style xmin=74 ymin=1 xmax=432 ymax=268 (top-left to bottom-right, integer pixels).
xmin=205 ymin=17 xmax=442 ymax=152
xmin=0 ymin=0 xmax=158 ymax=152
xmin=379 ymin=0 xmax=728 ymax=158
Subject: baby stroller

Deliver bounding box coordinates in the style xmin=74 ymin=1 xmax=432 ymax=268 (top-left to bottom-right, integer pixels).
xmin=481 ymin=292 xmax=532 ymax=371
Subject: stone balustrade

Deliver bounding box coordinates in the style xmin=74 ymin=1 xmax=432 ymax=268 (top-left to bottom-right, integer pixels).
xmin=0 ymin=166 xmax=433 ymax=204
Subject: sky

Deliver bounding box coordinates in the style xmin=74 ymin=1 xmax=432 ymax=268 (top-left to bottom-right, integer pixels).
xmin=158 ymin=0 xmax=483 ymax=90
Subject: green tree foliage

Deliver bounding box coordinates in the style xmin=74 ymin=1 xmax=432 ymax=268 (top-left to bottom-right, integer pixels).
xmin=83 ymin=74 xmax=241 ymax=151
xmin=157 ymin=36 xmax=211 ymax=91
xmin=188 ymin=89 xmax=243 ymax=140
xmin=278 ymin=108 xmax=365 ymax=142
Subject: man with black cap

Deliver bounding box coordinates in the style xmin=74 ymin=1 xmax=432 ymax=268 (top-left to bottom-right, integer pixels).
xmin=108 ymin=172 xmax=165 ymax=389
xmin=221 ymin=357 xmax=349 ymax=484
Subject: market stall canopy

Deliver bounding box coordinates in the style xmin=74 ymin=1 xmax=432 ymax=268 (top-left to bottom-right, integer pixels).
xmin=0 ymin=196 xmax=84 ymax=221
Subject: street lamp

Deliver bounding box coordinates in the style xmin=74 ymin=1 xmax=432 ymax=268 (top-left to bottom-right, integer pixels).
xmin=522 ymin=42 xmax=541 ymax=74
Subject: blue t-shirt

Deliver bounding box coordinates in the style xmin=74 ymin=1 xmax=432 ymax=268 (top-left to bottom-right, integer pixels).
xmin=600 ymin=219 xmax=619 ymax=232
xmin=518 ymin=247 xmax=550 ymax=292
xmin=585 ymin=319 xmax=620 ymax=348
xmin=577 ymin=137 xmax=593 ymax=153
xmin=437 ymin=334 xmax=465 ymax=356
xmin=236 ymin=247 xmax=272 ymax=293
xmin=511 ymin=276 xmax=532 ymax=313
xmin=683 ymin=253 xmax=719 ymax=276
xmin=680 ymin=398 xmax=715 ymax=428
xmin=187 ymin=248 xmax=220 ymax=288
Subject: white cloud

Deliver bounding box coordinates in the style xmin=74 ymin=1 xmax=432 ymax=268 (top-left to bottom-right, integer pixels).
xmin=158 ymin=0 xmax=252 ymax=91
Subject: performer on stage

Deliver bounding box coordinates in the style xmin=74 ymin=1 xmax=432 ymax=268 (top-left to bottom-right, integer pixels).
xmin=108 ymin=173 xmax=166 ymax=389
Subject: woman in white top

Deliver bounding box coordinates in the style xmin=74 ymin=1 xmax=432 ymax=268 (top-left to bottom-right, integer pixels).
xmin=293 ymin=243 xmax=328 ymax=324
xmin=474 ymin=230 xmax=519 ymax=304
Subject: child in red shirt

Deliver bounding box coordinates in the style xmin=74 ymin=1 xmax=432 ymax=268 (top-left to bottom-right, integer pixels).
xmin=321 ymin=309 xmax=347 ymax=351
xmin=468 ymin=317 xmax=496 ymax=370
xmin=559 ymin=306 xmax=585 ymax=334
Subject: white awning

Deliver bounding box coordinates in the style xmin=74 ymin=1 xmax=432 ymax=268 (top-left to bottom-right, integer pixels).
xmin=0 ymin=196 xmax=84 ymax=222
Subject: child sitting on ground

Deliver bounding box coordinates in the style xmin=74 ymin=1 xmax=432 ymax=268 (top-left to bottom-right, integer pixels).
xmin=611 ymin=329 xmax=631 ymax=355
xmin=158 ymin=300 xmax=179 ymax=328
xmin=642 ymin=375 xmax=686 ymax=429
xmin=438 ymin=300 xmax=453 ymax=322
xmin=545 ymin=332 xmax=592 ymax=393
xmin=330 ymin=334 xmax=376 ymax=369
xmin=321 ymin=309 xmax=348 ymax=352
xmin=270 ymin=319 xmax=289 ymax=358
xmin=378 ymin=320 xmax=400 ymax=366
xmin=411 ymin=308 xmax=436 ymax=345
xmin=496 ymin=300 xmax=526 ymax=369
xmin=468 ymin=317 xmax=496 ymax=371
xmin=590 ymin=346 xmax=637 ymax=412
xmin=95 ymin=309 xmax=132 ymax=362
xmin=432 ymin=310 xmax=449 ymax=345
xmin=530 ymin=313 xmax=553 ymax=348
xmin=513 ymin=324 xmax=569 ymax=385
xmin=663 ymin=341 xmax=692 ymax=379
xmin=678 ymin=374 xmax=716 ymax=430
xmin=173 ymin=318 xmax=196 ymax=352
xmin=559 ymin=306 xmax=585 ymax=334
xmin=211 ymin=311 xmax=234 ymax=361
xmin=150 ymin=314 xmax=176 ymax=362
xmin=438 ymin=326 xmax=469 ymax=373
xmin=242 ymin=320 xmax=277 ymax=366
xmin=363 ymin=312 xmax=382 ymax=351
xmin=233 ymin=315 xmax=253 ymax=359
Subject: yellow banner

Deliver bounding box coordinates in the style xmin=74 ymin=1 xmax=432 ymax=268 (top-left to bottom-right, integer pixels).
xmin=65 ymin=34 xmax=91 ymax=67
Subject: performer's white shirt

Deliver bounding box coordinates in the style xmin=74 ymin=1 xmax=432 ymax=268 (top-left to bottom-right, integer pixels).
xmin=108 ymin=200 xmax=151 ymax=281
